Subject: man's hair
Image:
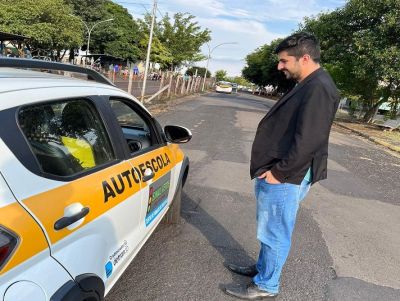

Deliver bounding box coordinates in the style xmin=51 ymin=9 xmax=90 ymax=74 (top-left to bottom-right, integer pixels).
xmin=274 ymin=32 xmax=321 ymax=63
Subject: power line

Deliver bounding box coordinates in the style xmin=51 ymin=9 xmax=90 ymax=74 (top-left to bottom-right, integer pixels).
xmin=157 ymin=7 xmax=165 ymax=18
xmin=114 ymin=1 xmax=150 ymax=14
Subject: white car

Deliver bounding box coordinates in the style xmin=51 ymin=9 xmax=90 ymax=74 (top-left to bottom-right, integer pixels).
xmin=215 ymin=81 xmax=233 ymax=93
xmin=0 ymin=58 xmax=191 ymax=301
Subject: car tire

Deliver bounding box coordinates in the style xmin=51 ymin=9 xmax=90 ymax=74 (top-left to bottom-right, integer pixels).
xmin=163 ymin=182 xmax=182 ymax=224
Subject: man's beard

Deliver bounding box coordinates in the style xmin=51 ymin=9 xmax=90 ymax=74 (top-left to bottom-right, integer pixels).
xmin=283 ymin=69 xmax=299 ymax=81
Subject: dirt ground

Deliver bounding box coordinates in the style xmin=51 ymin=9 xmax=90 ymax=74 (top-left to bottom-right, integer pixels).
xmin=144 ymin=93 xmax=200 ymax=116
xmin=334 ymin=110 xmax=400 ymax=153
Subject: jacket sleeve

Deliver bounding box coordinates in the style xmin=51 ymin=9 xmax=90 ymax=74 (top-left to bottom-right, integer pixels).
xmin=270 ymin=82 xmax=336 ymax=182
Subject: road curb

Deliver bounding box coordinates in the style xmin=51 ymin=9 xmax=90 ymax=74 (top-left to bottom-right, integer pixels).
xmin=333 ymin=121 xmax=400 ymax=154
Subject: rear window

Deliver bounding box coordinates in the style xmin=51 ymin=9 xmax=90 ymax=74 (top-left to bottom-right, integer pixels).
xmin=18 ymin=99 xmax=116 ymax=177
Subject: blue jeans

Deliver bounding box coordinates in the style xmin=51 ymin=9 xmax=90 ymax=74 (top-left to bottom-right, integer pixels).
xmin=253 ymin=177 xmax=311 ymax=294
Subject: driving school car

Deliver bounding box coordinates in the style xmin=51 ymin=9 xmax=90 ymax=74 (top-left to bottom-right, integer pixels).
xmin=0 ymin=58 xmax=191 ymax=301
xmin=215 ymin=81 xmax=233 ymax=94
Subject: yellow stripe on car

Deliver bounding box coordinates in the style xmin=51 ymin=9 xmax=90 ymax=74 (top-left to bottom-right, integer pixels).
xmin=22 ymin=146 xmax=181 ymax=244
xmin=0 ymin=202 xmax=48 ymax=275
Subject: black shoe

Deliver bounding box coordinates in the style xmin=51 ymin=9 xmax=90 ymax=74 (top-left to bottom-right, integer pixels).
xmin=224 ymin=282 xmax=278 ymax=300
xmin=226 ymin=263 xmax=258 ymax=277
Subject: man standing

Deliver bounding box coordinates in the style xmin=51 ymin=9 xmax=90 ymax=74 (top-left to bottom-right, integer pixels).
xmin=224 ymin=32 xmax=340 ymax=299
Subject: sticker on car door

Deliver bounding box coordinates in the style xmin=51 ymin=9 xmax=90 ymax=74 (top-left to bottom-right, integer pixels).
xmin=145 ymin=172 xmax=171 ymax=226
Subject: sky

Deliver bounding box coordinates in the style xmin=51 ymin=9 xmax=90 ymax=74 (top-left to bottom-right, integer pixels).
xmin=115 ymin=0 xmax=346 ymax=77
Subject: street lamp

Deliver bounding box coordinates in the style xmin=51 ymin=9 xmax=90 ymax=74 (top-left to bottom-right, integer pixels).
xmin=202 ymin=42 xmax=237 ymax=91
xmin=75 ymin=17 xmax=114 ymax=65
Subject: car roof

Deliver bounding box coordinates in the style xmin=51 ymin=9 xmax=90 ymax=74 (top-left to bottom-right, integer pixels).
xmin=0 ymin=67 xmax=148 ymax=113
xmin=0 ymin=67 xmax=112 ymax=91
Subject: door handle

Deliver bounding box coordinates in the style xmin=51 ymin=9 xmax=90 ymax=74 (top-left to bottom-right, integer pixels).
xmin=54 ymin=207 xmax=90 ymax=230
xmin=142 ymin=168 xmax=155 ymax=182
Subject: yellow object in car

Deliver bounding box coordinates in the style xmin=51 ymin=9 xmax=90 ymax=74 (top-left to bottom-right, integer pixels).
xmin=61 ymin=136 xmax=95 ymax=168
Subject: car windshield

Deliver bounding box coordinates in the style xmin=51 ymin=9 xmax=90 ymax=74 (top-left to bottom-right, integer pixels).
xmin=217 ymin=81 xmax=232 ymax=86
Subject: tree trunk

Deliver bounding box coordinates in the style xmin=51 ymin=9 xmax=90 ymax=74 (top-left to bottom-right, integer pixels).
xmin=69 ymin=48 xmax=75 ymax=63
xmin=60 ymin=49 xmax=67 ymax=61
xmin=362 ymin=98 xmax=387 ymax=123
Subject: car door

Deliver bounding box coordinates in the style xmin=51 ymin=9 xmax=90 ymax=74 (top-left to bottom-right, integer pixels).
xmin=107 ymin=97 xmax=181 ymax=242
xmin=0 ymin=97 xmax=144 ymax=292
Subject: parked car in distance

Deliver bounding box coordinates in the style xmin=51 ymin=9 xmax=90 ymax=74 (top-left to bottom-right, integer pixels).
xmin=215 ymin=81 xmax=233 ymax=93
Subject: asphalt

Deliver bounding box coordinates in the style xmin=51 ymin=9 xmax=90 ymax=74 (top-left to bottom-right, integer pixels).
xmin=105 ymin=92 xmax=400 ymax=301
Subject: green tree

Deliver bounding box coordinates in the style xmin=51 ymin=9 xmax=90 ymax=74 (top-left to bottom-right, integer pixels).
xmin=92 ymin=1 xmax=142 ymax=62
xmin=68 ymin=1 xmax=142 ymax=62
xmin=0 ymin=0 xmax=83 ymax=60
xmin=226 ymin=76 xmax=251 ymax=86
xmin=65 ymin=0 xmax=106 ymax=23
xmin=65 ymin=0 xmax=106 ymax=61
xmin=302 ymin=0 xmax=400 ymax=121
xmin=138 ymin=33 xmax=172 ymax=66
xmin=186 ymin=66 xmax=211 ymax=77
xmin=138 ymin=14 xmax=172 ymax=67
xmin=242 ymin=40 xmax=295 ymax=93
xmin=156 ymin=13 xmax=211 ymax=70
xmin=215 ymin=70 xmax=227 ymax=81
xmin=242 ymin=46 xmax=265 ymax=86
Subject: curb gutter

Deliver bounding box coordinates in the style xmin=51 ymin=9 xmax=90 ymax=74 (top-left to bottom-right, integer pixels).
xmin=333 ymin=122 xmax=400 ymax=154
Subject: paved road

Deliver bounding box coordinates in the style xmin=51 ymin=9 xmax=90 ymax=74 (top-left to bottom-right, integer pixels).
xmin=106 ymin=92 xmax=400 ymax=301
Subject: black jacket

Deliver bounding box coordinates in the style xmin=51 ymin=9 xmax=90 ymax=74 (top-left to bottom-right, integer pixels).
xmin=250 ymin=68 xmax=340 ymax=185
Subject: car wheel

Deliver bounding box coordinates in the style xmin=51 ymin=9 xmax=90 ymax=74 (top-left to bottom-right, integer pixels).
xmin=163 ymin=182 xmax=182 ymax=224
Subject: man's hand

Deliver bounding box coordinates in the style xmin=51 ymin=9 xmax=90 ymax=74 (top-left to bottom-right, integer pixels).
xmin=258 ymin=170 xmax=281 ymax=184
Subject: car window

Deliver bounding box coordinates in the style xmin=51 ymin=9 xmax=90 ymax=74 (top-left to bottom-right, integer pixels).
xmin=18 ymin=99 xmax=116 ymax=177
xmin=217 ymin=81 xmax=232 ymax=86
xmin=108 ymin=98 xmax=155 ymax=154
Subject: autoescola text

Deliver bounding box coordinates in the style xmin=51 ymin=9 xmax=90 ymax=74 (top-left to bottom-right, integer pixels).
xmin=102 ymin=152 xmax=171 ymax=203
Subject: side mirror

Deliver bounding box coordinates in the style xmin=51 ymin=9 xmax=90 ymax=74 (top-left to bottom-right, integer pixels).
xmin=164 ymin=125 xmax=192 ymax=144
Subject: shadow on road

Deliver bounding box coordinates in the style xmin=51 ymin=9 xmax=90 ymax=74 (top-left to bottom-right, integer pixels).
xmin=181 ymin=189 xmax=257 ymax=292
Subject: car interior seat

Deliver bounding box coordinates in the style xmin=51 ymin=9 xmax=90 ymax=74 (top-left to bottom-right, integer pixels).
xmin=60 ymin=101 xmax=96 ymax=169
xmin=19 ymin=105 xmax=84 ymax=176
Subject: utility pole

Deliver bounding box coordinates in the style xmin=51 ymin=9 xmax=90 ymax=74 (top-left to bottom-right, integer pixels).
xmin=141 ymin=0 xmax=157 ymax=103
xmin=201 ymin=43 xmax=211 ymax=92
